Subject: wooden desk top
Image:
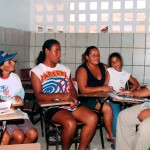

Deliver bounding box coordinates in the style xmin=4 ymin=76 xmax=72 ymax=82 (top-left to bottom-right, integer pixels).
xmin=78 ymin=92 xmax=108 ymax=98
xmin=0 ymin=109 xmax=24 ymax=121
xmin=38 ymin=100 xmax=71 ymax=107
xmin=0 ymin=143 xmax=41 ymax=150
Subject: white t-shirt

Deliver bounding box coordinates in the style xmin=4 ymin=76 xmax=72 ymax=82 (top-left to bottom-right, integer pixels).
xmin=31 ymin=63 xmax=76 ymax=111
xmin=0 ymin=72 xmax=28 ymax=119
xmin=107 ymin=67 xmax=130 ymax=92
xmin=0 ymin=72 xmax=24 ymax=100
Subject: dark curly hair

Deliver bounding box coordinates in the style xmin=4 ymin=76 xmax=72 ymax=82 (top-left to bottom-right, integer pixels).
xmin=108 ymin=52 xmax=123 ymax=67
xmin=36 ymin=39 xmax=60 ymax=65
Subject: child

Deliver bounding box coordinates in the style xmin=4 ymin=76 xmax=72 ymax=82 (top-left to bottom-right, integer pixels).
xmin=104 ymin=52 xmax=139 ymax=139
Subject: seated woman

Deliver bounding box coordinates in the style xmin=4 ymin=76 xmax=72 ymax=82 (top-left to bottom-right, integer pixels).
xmin=75 ymin=46 xmax=115 ymax=144
xmin=104 ymin=52 xmax=140 ymax=139
xmin=0 ymin=51 xmax=38 ymax=145
xmin=30 ymin=39 xmax=98 ymax=150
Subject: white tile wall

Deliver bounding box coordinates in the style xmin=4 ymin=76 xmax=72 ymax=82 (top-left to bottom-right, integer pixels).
xmin=134 ymin=33 xmax=146 ymax=48
xmin=87 ymin=33 xmax=98 ymax=47
xmin=145 ymin=49 xmax=150 ymax=66
xmin=76 ymin=33 xmax=87 ymax=47
xmin=66 ymin=47 xmax=76 ymax=63
xmin=0 ymin=45 xmax=5 ymax=50
xmin=133 ymin=49 xmax=145 ymax=65
xmin=5 ymin=28 xmax=13 ymax=45
xmin=18 ymin=30 xmax=25 ymax=46
xmin=18 ymin=46 xmax=25 ymax=62
xmin=122 ymin=48 xmax=133 ymax=65
xmin=24 ymin=31 xmax=30 ymax=46
xmin=35 ymin=33 xmax=45 ymax=47
xmin=76 ymin=47 xmax=85 ymax=64
xmin=132 ymin=66 xmax=144 ymax=83
xmin=1 ymin=29 xmax=150 ymax=84
xmin=98 ymin=33 xmax=109 ymax=48
xmin=122 ymin=33 xmax=133 ymax=48
xmin=99 ymin=48 xmax=110 ymax=64
xmin=122 ymin=66 xmax=133 ymax=74
xmin=65 ymin=63 xmax=76 ymax=78
xmin=30 ymin=32 xmax=36 ymax=46
xmin=0 ymin=27 xmax=5 ymax=45
xmin=24 ymin=47 xmax=30 ymax=61
xmin=110 ymin=33 xmax=121 ymax=48
xmin=110 ymin=48 xmax=121 ymax=54
xmin=66 ymin=33 xmax=76 ymax=47
xmin=12 ymin=29 xmax=19 ymax=45
xmin=60 ymin=46 xmax=66 ymax=63
xmin=144 ymin=66 xmax=150 ymax=83
xmin=45 ymin=33 xmax=56 ymax=41
xmin=56 ymin=33 xmax=66 ymax=46
xmin=146 ymin=33 xmax=150 ymax=48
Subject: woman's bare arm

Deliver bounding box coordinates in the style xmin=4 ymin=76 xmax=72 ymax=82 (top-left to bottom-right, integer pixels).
xmin=76 ymin=67 xmax=113 ymax=94
xmin=128 ymin=75 xmax=140 ymax=92
xmin=31 ymin=71 xmax=71 ymax=101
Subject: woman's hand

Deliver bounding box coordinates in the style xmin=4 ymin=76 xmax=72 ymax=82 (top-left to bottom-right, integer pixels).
xmin=101 ymin=86 xmax=113 ymax=92
xmin=138 ymin=109 xmax=150 ymax=122
xmin=70 ymin=99 xmax=78 ymax=109
xmin=12 ymin=96 xmax=23 ymax=103
xmin=119 ymin=91 xmax=133 ymax=96
xmin=58 ymin=93 xmax=72 ymax=101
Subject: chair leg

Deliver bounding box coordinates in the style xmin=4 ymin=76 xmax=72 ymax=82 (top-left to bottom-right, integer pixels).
xmin=56 ymin=126 xmax=59 ymax=150
xmin=99 ymin=127 xmax=105 ymax=149
xmin=40 ymin=108 xmax=44 ymax=137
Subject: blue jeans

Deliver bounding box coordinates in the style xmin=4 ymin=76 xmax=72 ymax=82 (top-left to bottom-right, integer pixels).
xmin=109 ymin=100 xmax=121 ymax=138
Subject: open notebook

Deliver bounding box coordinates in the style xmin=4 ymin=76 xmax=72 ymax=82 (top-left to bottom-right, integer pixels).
xmin=108 ymin=91 xmax=149 ymax=102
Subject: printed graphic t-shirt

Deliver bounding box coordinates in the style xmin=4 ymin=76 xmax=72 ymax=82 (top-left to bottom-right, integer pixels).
xmin=31 ymin=63 xmax=75 ymax=110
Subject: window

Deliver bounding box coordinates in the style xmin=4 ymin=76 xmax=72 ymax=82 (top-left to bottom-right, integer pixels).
xmin=34 ymin=0 xmax=150 ymax=33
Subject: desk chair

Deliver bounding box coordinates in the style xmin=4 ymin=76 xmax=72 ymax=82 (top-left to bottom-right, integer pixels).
xmin=0 ymin=121 xmax=6 ymax=144
xmin=43 ymin=110 xmax=85 ymax=150
xmin=39 ymin=80 xmax=91 ymax=149
xmin=19 ymin=68 xmax=40 ymax=124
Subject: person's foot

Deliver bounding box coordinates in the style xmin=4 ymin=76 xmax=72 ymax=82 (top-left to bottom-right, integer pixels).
xmin=105 ymin=133 xmax=111 ymax=142
xmin=110 ymin=138 xmax=116 ymax=149
xmin=111 ymin=143 xmax=115 ymax=150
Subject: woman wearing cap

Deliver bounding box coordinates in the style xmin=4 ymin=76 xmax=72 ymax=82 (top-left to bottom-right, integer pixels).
xmin=0 ymin=51 xmax=38 ymax=145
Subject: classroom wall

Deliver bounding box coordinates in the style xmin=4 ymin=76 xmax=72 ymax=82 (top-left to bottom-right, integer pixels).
xmin=0 ymin=26 xmax=150 ymax=84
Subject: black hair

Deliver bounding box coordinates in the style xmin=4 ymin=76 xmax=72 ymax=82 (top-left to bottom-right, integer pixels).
xmin=0 ymin=61 xmax=4 ymax=77
xmin=108 ymin=52 xmax=123 ymax=67
xmin=36 ymin=39 xmax=60 ymax=65
xmin=83 ymin=46 xmax=98 ymax=62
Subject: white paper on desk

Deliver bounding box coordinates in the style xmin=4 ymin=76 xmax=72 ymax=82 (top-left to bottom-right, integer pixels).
xmin=108 ymin=92 xmax=134 ymax=101
xmin=0 ymin=100 xmax=11 ymax=113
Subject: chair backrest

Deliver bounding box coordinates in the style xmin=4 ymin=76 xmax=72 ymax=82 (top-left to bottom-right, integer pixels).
xmin=19 ymin=68 xmax=31 ymax=81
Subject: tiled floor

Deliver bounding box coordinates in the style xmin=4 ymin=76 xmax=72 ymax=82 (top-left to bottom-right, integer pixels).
xmin=35 ymin=121 xmax=113 ymax=150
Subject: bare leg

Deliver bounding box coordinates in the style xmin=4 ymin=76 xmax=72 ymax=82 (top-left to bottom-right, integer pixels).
xmin=72 ymin=106 xmax=98 ymax=150
xmin=24 ymin=128 xmax=38 ymax=143
xmin=1 ymin=131 xmax=10 ymax=145
xmin=95 ymin=102 xmax=115 ymax=144
xmin=10 ymin=129 xmax=24 ymax=144
xmin=52 ymin=110 xmax=77 ymax=150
